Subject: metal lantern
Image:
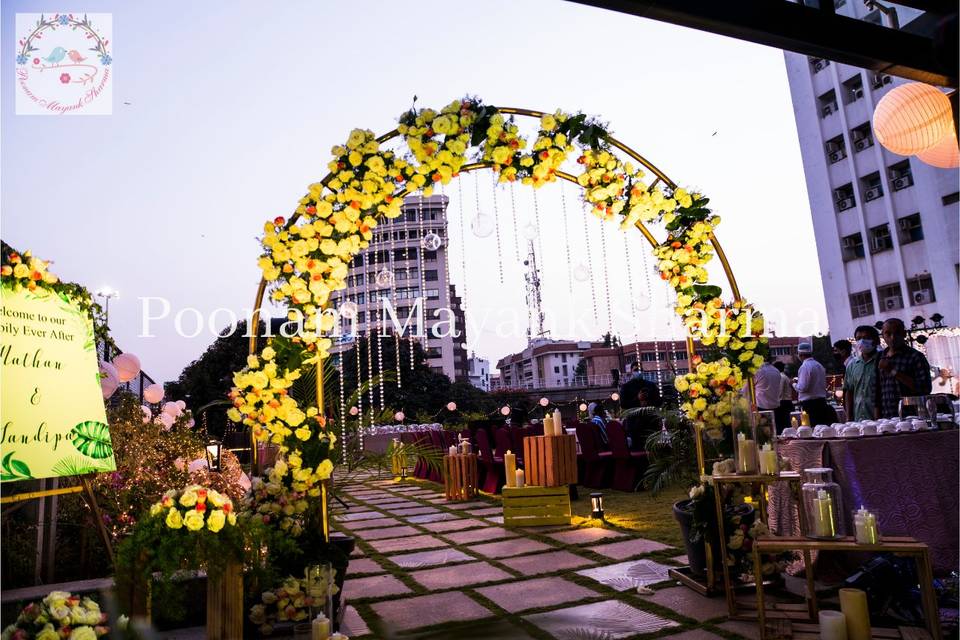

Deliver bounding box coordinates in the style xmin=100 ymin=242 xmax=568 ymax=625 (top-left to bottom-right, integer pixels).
xmin=205 ymin=440 xmax=222 ymax=472
xmin=590 ymin=492 xmax=604 ymax=520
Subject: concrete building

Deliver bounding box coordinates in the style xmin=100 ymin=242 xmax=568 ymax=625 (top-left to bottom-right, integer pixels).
xmin=783 ymin=4 xmax=959 ymax=340
xmin=495 ymin=338 xmax=601 ymax=390
xmin=329 ymin=194 xmax=469 ymax=381
xmin=467 ymin=353 xmax=491 ymax=391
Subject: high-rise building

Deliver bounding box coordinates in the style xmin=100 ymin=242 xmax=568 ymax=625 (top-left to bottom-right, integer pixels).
xmin=329 ymin=194 xmax=469 ymax=381
xmin=783 ymin=4 xmax=959 ymax=340
xmin=467 ymin=353 xmax=491 ymax=391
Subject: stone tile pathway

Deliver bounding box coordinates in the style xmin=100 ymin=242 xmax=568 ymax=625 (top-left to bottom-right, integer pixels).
xmin=332 ymin=472 xmax=756 ymax=639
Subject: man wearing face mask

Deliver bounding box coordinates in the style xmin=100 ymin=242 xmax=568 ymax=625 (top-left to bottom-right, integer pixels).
xmin=843 ymin=325 xmax=880 ymax=421
xmin=878 ymin=318 xmax=932 ymax=418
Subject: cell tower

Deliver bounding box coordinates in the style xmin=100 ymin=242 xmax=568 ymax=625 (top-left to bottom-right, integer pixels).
xmin=523 ymin=239 xmax=547 ymax=342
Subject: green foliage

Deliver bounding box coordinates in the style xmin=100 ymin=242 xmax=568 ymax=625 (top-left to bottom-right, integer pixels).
xmin=0 ymin=451 xmax=32 ymax=481
xmin=70 ymin=421 xmax=114 ymax=459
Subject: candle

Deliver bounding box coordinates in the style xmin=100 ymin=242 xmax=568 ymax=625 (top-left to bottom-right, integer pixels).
xmin=312 ymin=614 xmax=330 ymax=640
xmin=853 ymin=506 xmax=878 ymax=544
xmin=813 ymin=489 xmax=836 ymax=537
xmin=791 ymin=415 xmax=799 ymax=429
xmin=758 ymin=443 xmax=778 ymax=475
xmin=801 ymin=411 xmax=811 ymax=426
xmin=448 ymin=445 xmax=457 ymax=456
xmin=819 ymin=610 xmax=848 ymax=640
xmin=504 ymin=450 xmax=517 ymax=487
xmin=736 ymin=433 xmax=757 ymax=474
xmin=839 ymin=588 xmax=871 ymax=640
xmin=515 ymin=468 xmax=525 ymax=487
xmin=552 ymin=409 xmax=562 ymax=436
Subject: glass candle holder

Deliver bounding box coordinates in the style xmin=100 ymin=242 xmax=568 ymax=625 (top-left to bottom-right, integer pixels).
xmin=801 ymin=467 xmax=844 ymax=539
xmin=852 ymin=506 xmax=880 ymax=544
xmin=755 ymin=410 xmax=779 ymax=475
xmin=732 ymin=397 xmax=758 ymax=475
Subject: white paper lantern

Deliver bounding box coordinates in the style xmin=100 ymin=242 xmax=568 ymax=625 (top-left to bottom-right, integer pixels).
xmin=917 ymin=125 xmax=960 ymax=169
xmin=99 ymin=361 xmax=119 ymax=399
xmin=611 ymin=392 xmax=621 ymax=402
xmin=394 ymin=411 xmax=405 ymax=421
xmin=873 ymin=83 xmax=953 ymax=156
xmin=157 ymin=412 xmax=175 ymax=431
xmin=112 ymin=353 xmax=141 ymax=383
xmin=176 ymin=399 xmax=187 ymax=410
xmin=163 ymin=401 xmax=182 ymax=417
xmin=539 ymin=397 xmax=549 ymax=407
xmin=500 ymin=406 xmax=511 ymax=416
xmin=144 ymin=383 xmax=164 ymax=404
xmin=579 ymin=403 xmax=588 ymax=412
xmin=349 ymin=406 xmax=359 ymax=416
xmin=141 ymin=405 xmax=152 ymax=424
xmin=446 ymin=402 xmax=457 ymax=412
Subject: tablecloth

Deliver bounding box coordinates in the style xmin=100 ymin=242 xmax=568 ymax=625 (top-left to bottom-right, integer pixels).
xmin=770 ymin=430 xmax=959 ymax=575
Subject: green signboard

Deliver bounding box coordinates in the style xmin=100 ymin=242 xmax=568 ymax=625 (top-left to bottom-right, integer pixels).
xmin=1 ymin=284 xmax=115 ymax=482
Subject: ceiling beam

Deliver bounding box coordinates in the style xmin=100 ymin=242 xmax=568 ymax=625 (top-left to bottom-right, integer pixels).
xmin=565 ymin=0 xmax=957 ymax=87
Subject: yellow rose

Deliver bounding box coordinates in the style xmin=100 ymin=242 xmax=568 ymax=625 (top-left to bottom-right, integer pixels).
xmin=165 ymin=507 xmax=183 ymax=529
xmin=183 ymin=509 xmax=205 ymax=532
xmin=262 ymin=346 xmax=276 ymax=360
xmin=207 ymin=509 xmax=226 ymax=533
xmin=36 ymin=625 xmax=59 ymax=640
xmin=295 ymin=427 xmax=311 ymax=441
xmin=247 ymin=354 xmax=260 ymax=369
xmin=150 ymin=503 xmax=163 ymax=516
xmin=179 ymin=490 xmax=198 ymax=507
xmin=228 ymin=513 xmax=237 ymax=526
xmin=316 ymin=459 xmax=334 ymax=480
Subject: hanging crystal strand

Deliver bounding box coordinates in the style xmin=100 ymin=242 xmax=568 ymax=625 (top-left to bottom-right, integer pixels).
xmin=338 ymin=349 xmax=347 ymax=463
xmin=403 ymin=196 xmax=415 ymax=370
xmin=416 ymin=192 xmax=428 ymax=366
xmin=560 ymin=180 xmax=574 ymax=294
xmin=457 ymin=178 xmax=469 ymax=310
xmin=387 ymin=209 xmax=402 ymax=390
xmin=623 ymin=233 xmax=643 ymax=370
xmin=598 ymin=220 xmax=614 ymax=335
xmin=508 ymin=182 xmax=521 ymax=261
xmin=355 ymin=335 xmax=364 ymax=451
xmin=581 ymin=201 xmax=599 ymax=323
xmin=637 ymin=234 xmax=663 ymax=396
xmin=488 ymin=173 xmax=505 ymax=284
xmin=439 ymin=182 xmax=451 ymax=310
xmin=665 ymin=281 xmax=680 ymax=385
xmin=531 ymin=188 xmax=546 ymax=277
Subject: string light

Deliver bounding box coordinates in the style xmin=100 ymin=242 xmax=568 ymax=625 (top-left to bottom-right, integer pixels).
xmin=457 ymin=175 xmax=469 ymax=312
xmin=416 ymin=193 xmax=428 ymax=369
xmin=581 ymin=200 xmax=599 ymax=323
xmin=623 ymin=231 xmax=642 ymax=373
xmin=338 ymin=350 xmax=347 ymax=463
xmin=531 ymin=188 xmax=546 ymax=283
xmin=386 ymin=201 xmax=402 ymax=390
xmin=560 ymin=180 xmax=574 ymax=294
xmin=488 ymin=173 xmax=505 ymax=284
xmin=598 ymin=221 xmax=614 ymax=335
xmin=636 ymin=229 xmax=664 ymax=395
xmin=508 ymin=182 xmax=521 ymax=261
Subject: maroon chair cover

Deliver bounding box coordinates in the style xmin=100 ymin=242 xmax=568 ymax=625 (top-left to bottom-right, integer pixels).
xmin=509 ymin=427 xmax=525 ymax=459
xmin=427 ymin=430 xmax=444 ymax=482
xmin=494 ymin=428 xmax=513 ymax=459
xmin=442 ymin=429 xmax=457 ymax=449
xmin=475 ymin=428 xmax=504 ymax=494
xmin=575 ymin=423 xmax=613 ymax=489
xmin=606 ymin=421 xmax=648 ymax=492
xmin=410 ymin=432 xmax=430 ymax=479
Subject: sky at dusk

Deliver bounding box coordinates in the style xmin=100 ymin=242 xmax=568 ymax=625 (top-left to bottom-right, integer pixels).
xmin=2 ymin=0 xmax=828 ymax=383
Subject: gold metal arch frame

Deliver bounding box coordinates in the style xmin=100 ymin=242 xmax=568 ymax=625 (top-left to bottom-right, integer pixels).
xmin=248 ymin=106 xmax=746 ymax=484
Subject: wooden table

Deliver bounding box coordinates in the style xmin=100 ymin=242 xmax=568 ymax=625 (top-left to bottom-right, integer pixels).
xmin=502 ymin=485 xmax=571 ymax=527
xmin=443 ymin=453 xmax=478 ymax=501
xmin=752 ymin=536 xmax=940 ymax=640
xmin=523 ymin=435 xmax=577 ymax=487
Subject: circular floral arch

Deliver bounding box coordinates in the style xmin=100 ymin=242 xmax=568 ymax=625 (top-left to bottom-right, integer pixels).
xmin=228 ymin=97 xmax=769 ymax=517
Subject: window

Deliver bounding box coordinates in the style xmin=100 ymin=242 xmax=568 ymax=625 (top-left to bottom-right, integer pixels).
xmin=868 ymin=224 xmax=893 ymax=254
xmin=425 ymin=347 xmax=442 ymax=358
xmin=562 ymin=364 xmax=568 ymax=375
xmin=562 ymin=354 xmax=567 ymax=362
xmin=861 ymin=172 xmax=883 ymax=202
xmin=425 ymin=288 xmax=440 ymax=300
xmin=841 ymin=233 xmax=865 ymax=261
xmin=554 ymin=366 xmax=560 ymax=373
xmin=897 ymin=213 xmax=924 ymax=244
xmin=809 ymin=57 xmax=830 ymax=73
xmin=424 ymin=269 xmax=438 ymax=282
xmin=424 ymin=250 xmax=437 ymax=261
xmin=907 ymin=275 xmax=936 ymax=306
xmin=841 ymin=74 xmax=864 ymax=104
xmin=825 ymin=135 xmax=847 ymax=164
xmin=834 ymin=183 xmax=856 ymax=212
xmin=850 ymin=122 xmax=874 ymax=152
xmin=849 ymin=290 xmax=875 ymax=319
xmin=395 ymin=248 xmax=416 ymax=261
xmin=877 ymin=283 xmax=903 ymax=311
xmin=640 ymin=352 xmax=665 ymax=362
xmin=818 ymin=90 xmax=839 ymax=118
xmin=770 ymin=346 xmax=794 ymax=357
xmin=943 ymin=192 xmax=960 ymax=205
xmin=888 ymin=160 xmax=913 ymax=191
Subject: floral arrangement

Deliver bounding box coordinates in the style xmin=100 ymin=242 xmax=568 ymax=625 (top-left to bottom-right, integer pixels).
xmin=0 ymin=591 xmax=115 ymax=640
xmin=248 ymin=568 xmax=340 ymax=636
xmin=149 ymin=484 xmax=237 ymax=532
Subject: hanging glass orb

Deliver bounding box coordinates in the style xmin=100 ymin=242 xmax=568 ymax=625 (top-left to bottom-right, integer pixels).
xmin=375 ymin=269 xmax=395 ymax=287
xmin=470 ymin=214 xmax=495 ymax=238
xmin=340 ymin=301 xmax=359 ymax=319
xmin=523 ymin=223 xmax=539 ymax=240
xmin=573 ymin=263 xmax=591 ymax=282
xmin=421 ymin=232 xmax=442 ymax=251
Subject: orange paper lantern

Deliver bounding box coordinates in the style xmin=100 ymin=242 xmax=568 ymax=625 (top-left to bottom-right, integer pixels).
xmin=872 ymin=83 xmax=953 ymax=156
xmin=917 ymin=125 xmax=960 ymax=169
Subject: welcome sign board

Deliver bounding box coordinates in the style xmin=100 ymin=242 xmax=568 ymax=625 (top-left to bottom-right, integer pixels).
xmin=0 ymin=284 xmax=115 ymax=481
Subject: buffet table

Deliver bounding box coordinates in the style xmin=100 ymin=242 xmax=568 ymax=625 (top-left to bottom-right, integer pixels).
xmin=770 ymin=430 xmax=959 ymax=575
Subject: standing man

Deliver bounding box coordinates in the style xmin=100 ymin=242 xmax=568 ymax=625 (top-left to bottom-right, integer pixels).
xmin=843 ymin=325 xmax=881 ymax=421
xmin=795 ymin=342 xmax=832 ymax=426
xmin=753 ymin=359 xmax=783 ymax=415
xmin=877 ymin=318 xmax=932 ymax=418
xmin=833 ymin=340 xmax=854 ymax=369
xmin=772 ymin=361 xmax=794 ymax=431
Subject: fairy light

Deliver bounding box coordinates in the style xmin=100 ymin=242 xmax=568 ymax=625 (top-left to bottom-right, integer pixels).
xmin=560 ymin=180 xmax=574 ymax=294
xmin=384 ymin=205 xmax=402 ymax=391
xmin=416 ymin=192 xmax=428 ymax=368
xmin=457 ymin=174 xmax=469 ymax=310
xmin=488 ymin=173 xmax=505 ymax=284
xmin=598 ymin=220 xmax=614 ymax=335
xmin=508 ymin=182 xmax=521 ymax=261
xmin=338 ymin=352 xmax=347 ymax=462
xmin=581 ymin=200 xmax=599 ymax=323
xmin=439 ymin=182 xmax=451 ymax=310
xmin=637 ymin=231 xmax=663 ymax=395
xmin=531 ymin=188 xmax=546 ymax=279
xmin=355 ymin=341 xmax=364 ymax=452
xmin=623 ymin=232 xmax=642 ymax=371
xmin=371 ymin=223 xmax=385 ymax=412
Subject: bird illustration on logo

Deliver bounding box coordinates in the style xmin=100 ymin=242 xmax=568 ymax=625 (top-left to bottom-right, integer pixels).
xmin=42 ymin=47 xmax=68 ymax=64
xmin=67 ymin=50 xmax=87 ymax=63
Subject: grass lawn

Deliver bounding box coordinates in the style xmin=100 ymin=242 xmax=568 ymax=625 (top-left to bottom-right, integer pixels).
xmin=567 ymin=485 xmax=689 ymax=549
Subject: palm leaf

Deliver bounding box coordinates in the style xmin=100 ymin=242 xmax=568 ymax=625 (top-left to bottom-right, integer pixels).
xmin=52 ymin=455 xmax=108 ymax=477
xmin=70 ymin=421 xmax=114 ymax=459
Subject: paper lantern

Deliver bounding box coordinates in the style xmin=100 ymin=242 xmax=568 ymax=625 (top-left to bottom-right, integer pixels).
xmin=917 ymin=125 xmax=960 ymax=169
xmin=144 ymin=383 xmax=164 ymax=404
xmin=112 ymin=353 xmax=141 ymax=382
xmin=611 ymin=392 xmax=620 ymax=401
xmin=446 ymin=402 xmax=457 ymax=411
xmin=158 ymin=412 xmax=175 ymax=431
xmin=349 ymin=406 xmax=359 ymax=416
xmin=163 ymin=401 xmax=182 ymax=417
xmin=141 ymin=405 xmax=152 ymax=424
xmin=175 ymin=399 xmax=186 ymax=410
xmin=873 ymin=83 xmax=953 ymax=156
xmin=394 ymin=411 xmax=405 ymax=421
xmin=500 ymin=406 xmax=511 ymax=416
xmin=539 ymin=397 xmax=549 ymax=407
xmin=99 ymin=362 xmax=119 ymax=399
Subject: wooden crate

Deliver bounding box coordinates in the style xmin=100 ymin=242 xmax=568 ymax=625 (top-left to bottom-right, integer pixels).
xmin=443 ymin=453 xmax=478 ymax=501
xmin=762 ymin=620 xmax=931 ymax=640
xmin=502 ymin=485 xmax=571 ymax=527
xmin=523 ymin=435 xmax=577 ymax=487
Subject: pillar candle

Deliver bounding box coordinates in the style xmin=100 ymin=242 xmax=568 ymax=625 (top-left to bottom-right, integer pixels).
xmin=853 ymin=506 xmax=878 ymax=544
xmin=818 ymin=610 xmax=847 ymax=640
xmin=553 ymin=409 xmax=562 ymax=436
xmin=736 ymin=433 xmax=757 ymax=474
xmin=839 ymin=589 xmax=870 ymax=640
xmin=504 ymin=450 xmax=517 ymax=487
xmin=758 ymin=443 xmax=778 ymax=475
xmin=448 ymin=445 xmax=457 ymax=456
xmin=312 ymin=614 xmax=330 ymax=640
xmin=791 ymin=415 xmax=800 ymax=429
xmin=813 ymin=489 xmax=836 ymax=537
xmin=515 ymin=468 xmax=525 ymax=487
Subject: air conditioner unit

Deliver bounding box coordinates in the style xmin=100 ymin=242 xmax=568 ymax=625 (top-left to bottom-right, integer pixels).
xmin=865 ymin=187 xmax=883 ymax=201
xmin=884 ymin=297 xmax=901 ymax=310
xmin=854 ymin=137 xmax=873 ymax=151
xmin=852 ymin=87 xmax=864 ymax=100
xmin=883 ymin=75 xmax=892 ymax=85
xmin=913 ymin=290 xmax=933 ymax=305
xmin=842 ymin=236 xmax=860 ymax=249
xmin=813 ymin=60 xmax=825 ymax=72
xmin=893 ymin=175 xmax=913 ymax=190
xmin=829 ymin=149 xmax=846 ymax=163
xmin=836 ymin=196 xmax=855 ymax=211
xmin=822 ymin=104 xmax=834 ymax=117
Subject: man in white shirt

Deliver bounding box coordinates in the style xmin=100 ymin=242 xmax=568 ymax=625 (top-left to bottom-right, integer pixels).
xmin=794 ymin=342 xmax=834 ymax=426
xmin=773 ymin=360 xmax=794 ymax=432
xmin=753 ymin=360 xmax=782 ymax=413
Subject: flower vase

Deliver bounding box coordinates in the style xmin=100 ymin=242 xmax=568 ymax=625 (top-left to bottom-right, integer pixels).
xmin=206 ymin=559 xmax=244 ymax=640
